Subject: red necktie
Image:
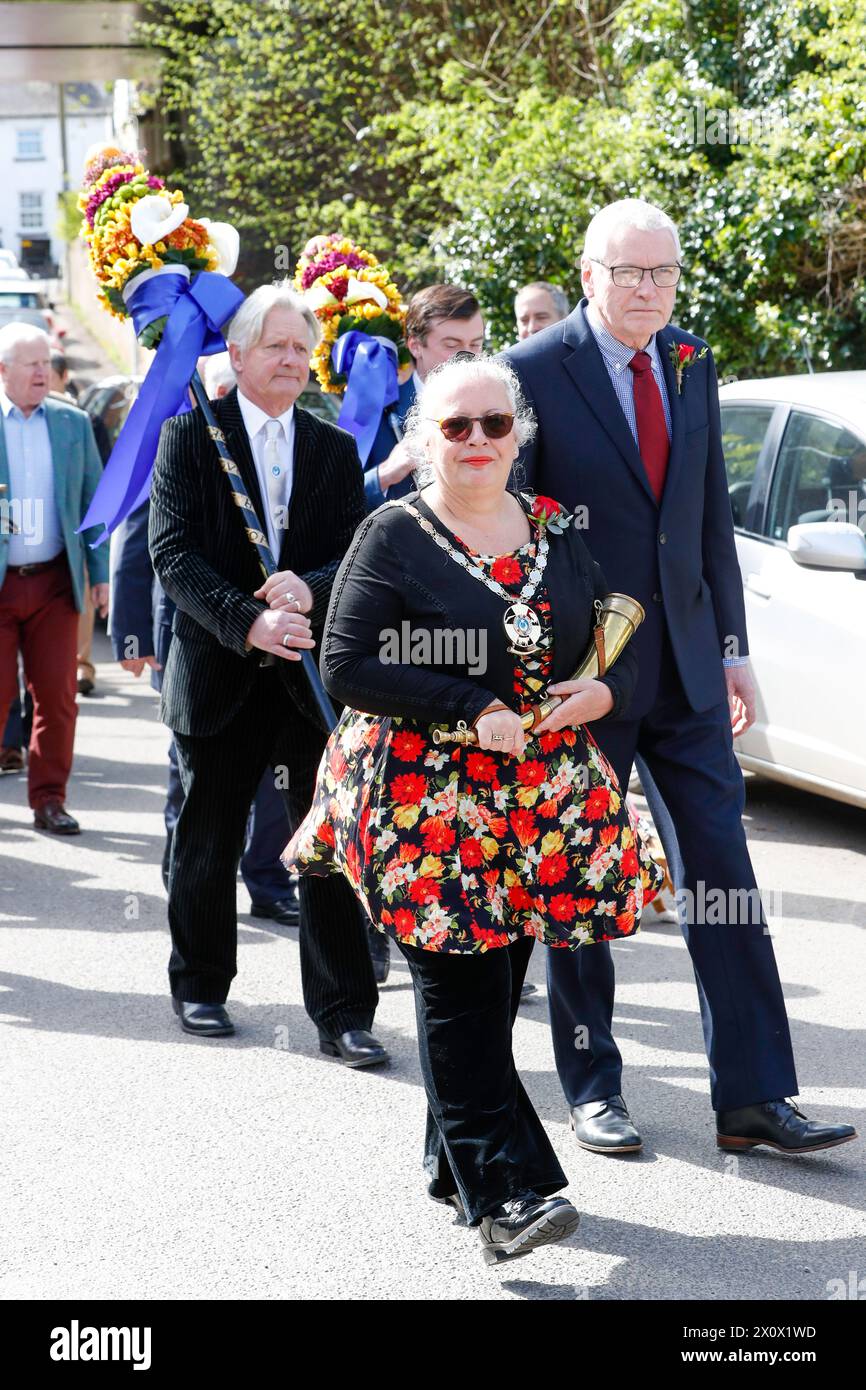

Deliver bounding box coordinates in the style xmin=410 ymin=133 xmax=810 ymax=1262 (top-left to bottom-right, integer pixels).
xmin=628 ymin=350 xmax=669 ymax=502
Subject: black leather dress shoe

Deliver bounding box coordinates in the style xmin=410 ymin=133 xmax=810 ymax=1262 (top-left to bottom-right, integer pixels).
xmin=716 ymin=1099 xmax=857 ymax=1154
xmin=251 ymin=897 xmax=299 ymax=927
xmin=367 ymin=926 xmax=391 ymax=984
xmin=479 ymin=1192 xmax=580 ymax=1265
xmin=172 ymin=997 xmax=235 ymax=1037
xmin=33 ymin=801 xmax=80 ymax=835
xmin=519 ymin=981 xmax=538 ymax=1001
xmin=570 ymin=1094 xmax=643 ymax=1153
xmin=319 ymin=1029 xmax=389 ymax=1068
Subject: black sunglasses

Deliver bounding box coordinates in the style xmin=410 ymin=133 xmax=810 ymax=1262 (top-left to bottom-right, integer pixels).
xmin=428 ymin=411 xmax=515 ymax=442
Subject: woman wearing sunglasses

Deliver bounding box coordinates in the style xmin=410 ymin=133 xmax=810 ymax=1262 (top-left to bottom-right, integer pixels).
xmin=285 ymin=355 xmax=661 ymax=1264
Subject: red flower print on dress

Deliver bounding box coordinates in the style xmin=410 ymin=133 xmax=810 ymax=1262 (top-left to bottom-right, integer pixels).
xmin=390 ymin=772 xmax=427 ymax=804
xmin=420 ymin=815 xmax=456 ymax=854
xmin=585 ymin=787 xmax=611 ymax=820
xmin=392 ymin=729 xmax=426 ymax=761
xmin=508 ymin=883 xmax=535 ymax=910
xmin=516 ymin=759 xmax=546 ymax=787
xmin=469 ymin=920 xmax=512 ymax=948
xmin=466 ymin=751 xmax=498 ymax=784
xmin=575 ymin=896 xmax=596 ymax=916
xmin=549 ymin=893 xmax=577 ymax=921
xmin=408 ymin=877 xmax=441 ymax=904
xmin=538 ymin=852 xmax=568 ymax=886
xmin=459 ymin=837 xmax=485 ymax=868
xmin=345 ymin=841 xmax=361 ymax=885
xmin=538 ymin=731 xmax=563 ymax=753
xmin=328 ymin=747 xmax=348 ymax=779
xmin=620 ymin=848 xmax=639 ymax=877
xmin=316 ymin=820 xmax=336 ymax=847
xmin=394 ymin=908 xmax=416 ymax=938
xmin=490 ymin=554 xmax=522 ymax=585
xmin=509 ymin=808 xmax=539 ymax=846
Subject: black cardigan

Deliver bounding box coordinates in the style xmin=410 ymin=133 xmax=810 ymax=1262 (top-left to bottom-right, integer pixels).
xmin=320 ymin=488 xmax=637 ymax=727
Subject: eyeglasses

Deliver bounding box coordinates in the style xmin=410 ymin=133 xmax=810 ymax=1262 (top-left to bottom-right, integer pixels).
xmin=429 ymin=412 xmax=515 ymax=442
xmin=590 ymin=259 xmax=682 ymax=289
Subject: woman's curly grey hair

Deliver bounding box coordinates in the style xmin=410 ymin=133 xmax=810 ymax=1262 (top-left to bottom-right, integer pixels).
xmin=402 ymin=354 xmax=537 ymax=486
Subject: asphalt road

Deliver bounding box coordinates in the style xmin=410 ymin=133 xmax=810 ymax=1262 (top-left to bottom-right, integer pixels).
xmin=1 ymin=631 xmax=864 ymax=1302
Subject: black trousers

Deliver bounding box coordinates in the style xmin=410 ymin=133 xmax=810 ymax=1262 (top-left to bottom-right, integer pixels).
xmin=169 ymin=668 xmax=378 ymax=1036
xmin=397 ymin=935 xmax=568 ymax=1225
xmin=547 ymin=634 xmax=797 ymax=1112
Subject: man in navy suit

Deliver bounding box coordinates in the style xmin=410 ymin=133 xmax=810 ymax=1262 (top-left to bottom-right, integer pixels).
xmin=363 ymin=285 xmax=484 ymax=510
xmin=504 ymin=198 xmax=855 ymax=1156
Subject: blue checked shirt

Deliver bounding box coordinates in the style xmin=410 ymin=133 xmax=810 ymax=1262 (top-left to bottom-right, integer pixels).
xmin=585 ymin=308 xmax=746 ymax=669
xmin=1 ymin=389 xmax=64 ymax=565
xmin=585 ymin=305 xmax=672 ymax=444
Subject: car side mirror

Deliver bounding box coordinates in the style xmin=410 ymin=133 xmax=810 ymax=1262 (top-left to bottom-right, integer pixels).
xmin=787 ymin=521 xmax=866 ymax=572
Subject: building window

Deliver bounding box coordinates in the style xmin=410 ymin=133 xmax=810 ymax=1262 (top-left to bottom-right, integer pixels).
xmin=16 ymin=128 xmax=44 ymax=160
xmin=19 ymin=192 xmax=44 ymax=230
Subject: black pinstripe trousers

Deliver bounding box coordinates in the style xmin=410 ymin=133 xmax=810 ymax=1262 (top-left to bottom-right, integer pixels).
xmin=168 ymin=666 xmax=378 ymax=1035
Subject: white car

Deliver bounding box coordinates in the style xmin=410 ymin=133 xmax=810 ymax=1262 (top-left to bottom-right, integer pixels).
xmin=718 ymin=372 xmax=866 ymax=809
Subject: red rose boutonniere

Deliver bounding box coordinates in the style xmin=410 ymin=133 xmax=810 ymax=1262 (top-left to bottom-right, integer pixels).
xmin=526 ymin=493 xmax=575 ymax=534
xmin=669 ymin=341 xmax=709 ymax=395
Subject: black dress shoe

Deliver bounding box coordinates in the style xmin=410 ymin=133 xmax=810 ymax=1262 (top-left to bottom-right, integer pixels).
xmin=570 ymin=1094 xmax=643 ymax=1153
xmin=519 ymin=981 xmax=538 ymax=1001
xmin=172 ymin=997 xmax=235 ymax=1037
xmin=716 ymin=1099 xmax=857 ymax=1154
xmin=367 ymin=926 xmax=391 ymax=984
xmin=33 ymin=801 xmax=81 ymax=835
xmin=251 ymin=897 xmax=299 ymax=927
xmin=77 ymin=676 xmax=95 ymax=697
xmin=478 ymin=1192 xmax=579 ymax=1265
xmin=319 ymin=1029 xmax=388 ymax=1068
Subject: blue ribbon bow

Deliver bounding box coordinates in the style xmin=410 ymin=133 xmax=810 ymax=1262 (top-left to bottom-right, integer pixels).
xmin=331 ymin=330 xmax=399 ymax=467
xmin=78 ymin=269 xmax=245 ymax=545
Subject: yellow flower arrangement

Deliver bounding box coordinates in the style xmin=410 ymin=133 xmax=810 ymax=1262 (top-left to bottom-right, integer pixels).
xmin=294 ymin=233 xmax=409 ymax=393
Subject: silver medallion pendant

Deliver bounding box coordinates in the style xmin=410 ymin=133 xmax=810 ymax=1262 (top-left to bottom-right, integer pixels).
xmin=503 ymin=601 xmax=542 ymax=654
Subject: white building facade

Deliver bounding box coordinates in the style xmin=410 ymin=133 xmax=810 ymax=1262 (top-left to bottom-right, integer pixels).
xmin=0 ymin=82 xmax=113 ymax=274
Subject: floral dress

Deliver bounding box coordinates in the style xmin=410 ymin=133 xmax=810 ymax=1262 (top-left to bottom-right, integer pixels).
xmin=284 ymin=526 xmax=663 ymax=954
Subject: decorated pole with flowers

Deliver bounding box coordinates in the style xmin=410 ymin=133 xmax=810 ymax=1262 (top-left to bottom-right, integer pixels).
xmin=76 ymin=144 xmax=246 ymax=540
xmin=76 ymin=145 xmax=336 ymax=730
xmin=294 ymin=235 xmax=410 ymax=465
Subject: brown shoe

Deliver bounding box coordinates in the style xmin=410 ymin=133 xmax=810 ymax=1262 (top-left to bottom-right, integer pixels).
xmin=0 ymin=747 xmax=25 ymax=775
xmin=77 ymin=676 xmax=95 ymax=696
xmin=34 ymin=801 xmax=81 ymax=835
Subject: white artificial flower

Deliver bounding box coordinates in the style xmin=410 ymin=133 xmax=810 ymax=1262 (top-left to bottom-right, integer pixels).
xmin=197 ymin=219 xmax=239 ymax=276
xmin=344 ymin=277 xmax=388 ymax=310
xmin=130 ymin=194 xmax=188 ymax=246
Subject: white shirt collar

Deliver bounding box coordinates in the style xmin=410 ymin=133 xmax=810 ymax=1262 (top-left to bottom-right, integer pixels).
xmin=0 ymin=386 xmax=46 ymax=420
xmin=236 ymin=388 xmax=295 ymax=439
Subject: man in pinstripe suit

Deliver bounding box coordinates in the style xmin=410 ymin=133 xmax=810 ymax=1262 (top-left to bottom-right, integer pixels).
xmin=148 ymin=282 xmax=386 ymax=1063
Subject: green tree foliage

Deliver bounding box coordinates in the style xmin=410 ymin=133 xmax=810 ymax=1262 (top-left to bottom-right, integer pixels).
xmin=139 ymin=0 xmax=866 ymax=375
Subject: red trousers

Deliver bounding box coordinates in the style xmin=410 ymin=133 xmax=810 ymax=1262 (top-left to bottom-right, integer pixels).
xmin=0 ymin=554 xmax=79 ymax=809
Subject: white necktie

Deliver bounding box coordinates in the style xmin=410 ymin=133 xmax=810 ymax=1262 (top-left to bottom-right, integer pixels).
xmin=263 ymin=419 xmax=284 ymax=555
